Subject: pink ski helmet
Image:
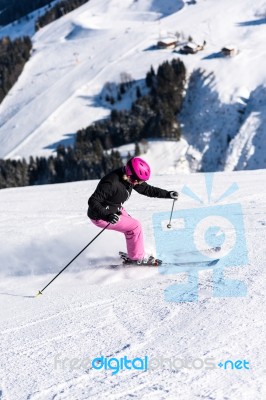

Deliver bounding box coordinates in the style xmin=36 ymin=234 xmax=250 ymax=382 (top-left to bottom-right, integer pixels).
xmin=125 ymin=157 xmax=151 ymax=181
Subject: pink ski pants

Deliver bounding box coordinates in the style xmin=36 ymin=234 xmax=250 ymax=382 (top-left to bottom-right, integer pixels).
xmin=90 ymin=208 xmax=144 ymax=260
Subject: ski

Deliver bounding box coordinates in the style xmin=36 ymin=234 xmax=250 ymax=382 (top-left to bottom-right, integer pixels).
xmin=169 ymin=258 xmax=219 ymax=267
xmin=173 ymin=246 xmax=221 ymax=258
xmin=104 ymin=257 xmax=219 ymax=270
xmin=118 ymin=252 xmax=219 ymax=269
xmin=162 ymin=258 xmax=220 ymax=270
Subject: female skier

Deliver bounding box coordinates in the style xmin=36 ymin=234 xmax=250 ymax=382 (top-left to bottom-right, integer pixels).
xmin=87 ymin=157 xmax=178 ymax=265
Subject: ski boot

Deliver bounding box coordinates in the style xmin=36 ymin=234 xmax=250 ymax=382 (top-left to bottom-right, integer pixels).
xmin=119 ymin=251 xmax=162 ymax=266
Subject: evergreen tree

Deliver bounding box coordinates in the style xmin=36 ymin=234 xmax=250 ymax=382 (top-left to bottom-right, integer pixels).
xmin=134 ymin=142 xmax=141 ymax=156
xmin=0 ymin=36 xmax=32 ymax=103
xmin=136 ymin=86 xmax=141 ymax=98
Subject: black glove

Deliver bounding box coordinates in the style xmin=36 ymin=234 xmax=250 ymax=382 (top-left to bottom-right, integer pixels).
xmin=169 ymin=191 xmax=179 ymax=200
xmin=106 ymin=213 xmax=120 ymax=224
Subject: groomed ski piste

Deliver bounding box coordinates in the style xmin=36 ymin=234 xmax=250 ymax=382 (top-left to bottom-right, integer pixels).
xmin=0 ymin=169 xmax=265 ymax=399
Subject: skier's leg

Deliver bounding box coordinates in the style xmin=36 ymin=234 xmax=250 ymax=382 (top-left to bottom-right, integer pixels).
xmin=120 ymin=209 xmax=145 ymax=260
xmin=90 ymin=209 xmax=145 ymax=260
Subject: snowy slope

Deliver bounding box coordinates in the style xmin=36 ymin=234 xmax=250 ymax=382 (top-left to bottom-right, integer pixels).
xmin=224 ymin=85 xmax=266 ymax=170
xmin=0 ymin=0 xmax=266 ymax=171
xmin=0 ymin=169 xmax=266 ymax=399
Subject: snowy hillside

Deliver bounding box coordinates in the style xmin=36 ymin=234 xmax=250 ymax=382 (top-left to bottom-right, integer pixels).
xmin=0 ymin=0 xmax=266 ymax=171
xmin=0 ymin=169 xmax=265 ymax=399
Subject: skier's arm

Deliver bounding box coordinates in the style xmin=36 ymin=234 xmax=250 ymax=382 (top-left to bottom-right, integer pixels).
xmin=88 ymin=181 xmax=115 ymax=219
xmin=133 ymin=182 xmax=172 ymax=198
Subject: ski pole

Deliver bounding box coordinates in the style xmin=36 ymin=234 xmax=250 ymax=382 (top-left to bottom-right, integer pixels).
xmin=36 ymin=222 xmax=111 ymax=297
xmin=167 ymin=199 xmax=177 ymax=229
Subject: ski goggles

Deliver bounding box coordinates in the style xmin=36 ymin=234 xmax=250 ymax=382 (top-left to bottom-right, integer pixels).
xmin=128 ymin=175 xmax=144 ymax=185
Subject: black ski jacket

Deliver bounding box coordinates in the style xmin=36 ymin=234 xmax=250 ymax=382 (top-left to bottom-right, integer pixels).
xmin=87 ymin=167 xmax=171 ymax=221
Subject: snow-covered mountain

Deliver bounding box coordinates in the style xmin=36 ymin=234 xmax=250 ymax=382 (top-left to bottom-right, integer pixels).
xmin=0 ymin=169 xmax=265 ymax=399
xmin=0 ymin=0 xmax=266 ymax=171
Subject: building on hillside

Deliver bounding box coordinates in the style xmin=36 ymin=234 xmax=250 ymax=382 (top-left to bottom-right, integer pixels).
xmin=180 ymin=41 xmax=206 ymax=54
xmin=221 ymin=46 xmax=237 ymax=57
xmin=157 ymin=38 xmax=178 ymax=49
